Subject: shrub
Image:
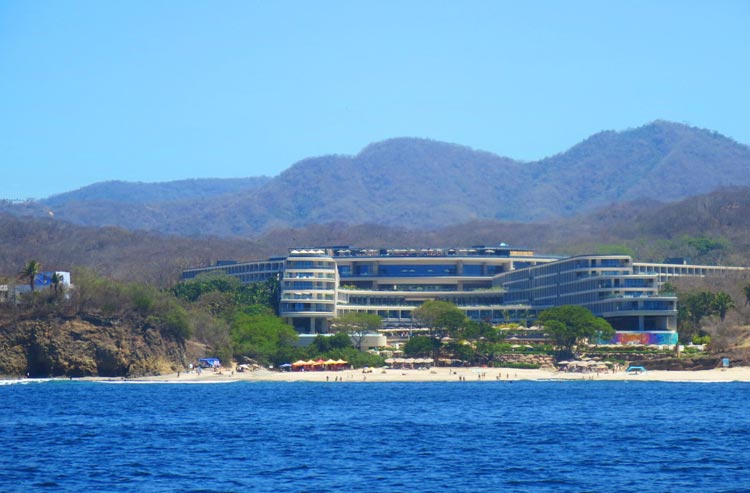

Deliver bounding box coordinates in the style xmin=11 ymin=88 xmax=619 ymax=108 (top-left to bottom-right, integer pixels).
xmin=494 ymin=362 xmax=541 ymax=369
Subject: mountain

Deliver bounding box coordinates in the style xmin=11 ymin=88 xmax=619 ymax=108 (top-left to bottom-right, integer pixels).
xmin=3 ymin=121 xmax=750 ymax=237
xmin=2 ymin=187 xmax=750 ymax=288
xmin=43 ymin=177 xmax=271 ymax=206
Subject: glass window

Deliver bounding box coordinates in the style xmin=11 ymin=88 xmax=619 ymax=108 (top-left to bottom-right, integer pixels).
xmin=378 ymin=264 xmax=457 ymax=277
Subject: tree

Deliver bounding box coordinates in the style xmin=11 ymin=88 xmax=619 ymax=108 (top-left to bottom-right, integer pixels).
xmin=331 ymin=312 xmax=382 ymax=351
xmin=311 ymin=332 xmax=352 ymax=353
xmin=411 ymin=300 xmax=469 ymax=365
xmin=174 ymin=272 xmax=281 ymax=315
xmin=660 ymin=282 xmax=677 ymax=294
xmin=172 ymin=271 xmax=242 ymax=302
xmin=537 ymin=305 xmax=614 ymax=358
xmin=445 ymin=341 xmax=475 ymax=365
xmin=457 ymin=320 xmax=503 ymax=342
xmin=19 ymin=260 xmax=42 ymax=292
xmin=50 ymin=272 xmax=63 ymax=297
xmin=683 ymin=235 xmax=730 ymax=257
xmin=677 ymin=290 xmax=735 ymax=342
xmin=230 ymin=306 xmax=298 ymax=365
xmin=412 ymin=300 xmax=468 ymax=338
xmin=403 ymin=335 xmax=439 ymax=358
xmin=712 ymin=292 xmax=735 ymax=321
xmin=743 ymin=284 xmax=750 ymax=306
xmin=679 ymin=291 xmax=716 ymax=328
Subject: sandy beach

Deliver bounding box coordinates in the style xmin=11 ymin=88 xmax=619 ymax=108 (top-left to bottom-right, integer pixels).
xmin=115 ymin=365 xmax=750 ymax=384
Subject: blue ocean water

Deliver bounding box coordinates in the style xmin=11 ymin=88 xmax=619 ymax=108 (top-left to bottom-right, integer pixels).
xmin=1 ymin=380 xmax=749 ymax=493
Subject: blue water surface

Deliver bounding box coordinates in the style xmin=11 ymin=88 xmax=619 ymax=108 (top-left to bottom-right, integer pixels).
xmin=1 ymin=380 xmax=749 ymax=492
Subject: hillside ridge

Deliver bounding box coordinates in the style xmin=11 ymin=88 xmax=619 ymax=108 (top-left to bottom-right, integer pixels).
xmin=3 ymin=120 xmax=749 ymax=237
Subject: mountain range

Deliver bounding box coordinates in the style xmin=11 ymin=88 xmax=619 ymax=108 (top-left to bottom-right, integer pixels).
xmin=3 ymin=186 xmax=750 ymax=287
xmin=3 ymin=120 xmax=750 ymax=238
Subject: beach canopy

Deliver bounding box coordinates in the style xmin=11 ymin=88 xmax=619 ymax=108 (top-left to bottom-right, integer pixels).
xmin=198 ymin=358 xmax=221 ymax=368
xmin=386 ymin=357 xmax=433 ymax=365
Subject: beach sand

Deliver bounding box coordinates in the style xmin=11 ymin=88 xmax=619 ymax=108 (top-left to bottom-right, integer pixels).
xmin=121 ymin=365 xmax=750 ymax=384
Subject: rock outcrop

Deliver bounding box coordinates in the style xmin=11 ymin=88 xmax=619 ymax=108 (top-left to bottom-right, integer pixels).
xmin=0 ymin=315 xmax=188 ymax=378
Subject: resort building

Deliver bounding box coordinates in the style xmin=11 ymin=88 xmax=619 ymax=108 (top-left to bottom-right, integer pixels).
xmin=493 ymin=256 xmax=677 ymax=345
xmin=182 ymin=245 xmax=749 ymax=346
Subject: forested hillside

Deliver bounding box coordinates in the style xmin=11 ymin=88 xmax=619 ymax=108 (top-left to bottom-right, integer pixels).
xmin=2 ymin=187 xmax=750 ymax=289
xmin=3 ymin=121 xmax=749 ymax=237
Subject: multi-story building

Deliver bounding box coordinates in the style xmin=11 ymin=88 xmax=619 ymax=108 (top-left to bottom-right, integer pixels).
xmin=494 ymin=255 xmax=678 ymax=345
xmin=183 ymin=244 xmax=558 ymax=333
xmin=182 ymin=245 xmax=748 ymax=345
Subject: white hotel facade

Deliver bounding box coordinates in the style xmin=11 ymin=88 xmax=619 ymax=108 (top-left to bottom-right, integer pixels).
xmin=182 ymin=245 xmax=748 ymax=345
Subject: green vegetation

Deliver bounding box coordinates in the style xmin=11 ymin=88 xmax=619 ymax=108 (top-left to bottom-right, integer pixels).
xmin=412 ymin=300 xmax=468 ymax=338
xmin=403 ymin=335 xmax=438 ymax=358
xmin=494 ymin=362 xmax=541 ymax=370
xmin=677 ymin=289 xmax=737 ymax=343
xmin=231 ymin=305 xmax=298 ymax=366
xmin=173 ymin=272 xmax=279 ymax=313
xmin=682 ymin=235 xmax=730 ymax=257
xmin=19 ymin=259 xmax=41 ymax=292
xmin=3 ymin=264 xmax=388 ymax=371
xmin=537 ymin=305 xmax=615 ymax=359
xmin=407 ymin=301 xmax=554 ymax=366
xmin=330 ymin=312 xmax=382 ymax=351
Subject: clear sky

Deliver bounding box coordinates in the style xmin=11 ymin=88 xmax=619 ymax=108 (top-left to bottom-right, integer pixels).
xmin=1 ymin=0 xmax=748 ymax=199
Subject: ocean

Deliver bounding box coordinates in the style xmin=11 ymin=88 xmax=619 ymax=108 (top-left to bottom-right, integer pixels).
xmin=1 ymin=379 xmax=749 ymax=492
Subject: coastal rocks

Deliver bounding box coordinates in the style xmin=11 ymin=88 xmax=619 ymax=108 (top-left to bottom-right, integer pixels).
xmin=0 ymin=316 xmax=188 ymax=378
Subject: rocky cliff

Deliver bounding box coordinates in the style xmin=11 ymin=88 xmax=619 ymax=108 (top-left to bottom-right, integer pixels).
xmin=0 ymin=315 xmax=190 ymax=378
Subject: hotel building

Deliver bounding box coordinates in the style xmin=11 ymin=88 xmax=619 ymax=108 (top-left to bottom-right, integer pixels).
xmin=182 ymin=245 xmax=748 ymax=345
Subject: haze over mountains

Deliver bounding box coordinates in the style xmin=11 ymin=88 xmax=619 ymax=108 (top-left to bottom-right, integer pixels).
xmin=4 ymin=120 xmax=750 ymax=238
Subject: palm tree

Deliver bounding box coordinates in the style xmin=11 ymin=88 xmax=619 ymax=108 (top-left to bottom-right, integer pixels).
xmin=712 ymin=292 xmax=735 ymax=321
xmin=19 ymin=260 xmax=42 ymax=292
xmin=50 ymin=272 xmax=62 ymax=297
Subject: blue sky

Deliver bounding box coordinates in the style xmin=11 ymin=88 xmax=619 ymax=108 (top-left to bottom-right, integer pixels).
xmin=1 ymin=0 xmax=748 ymax=199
